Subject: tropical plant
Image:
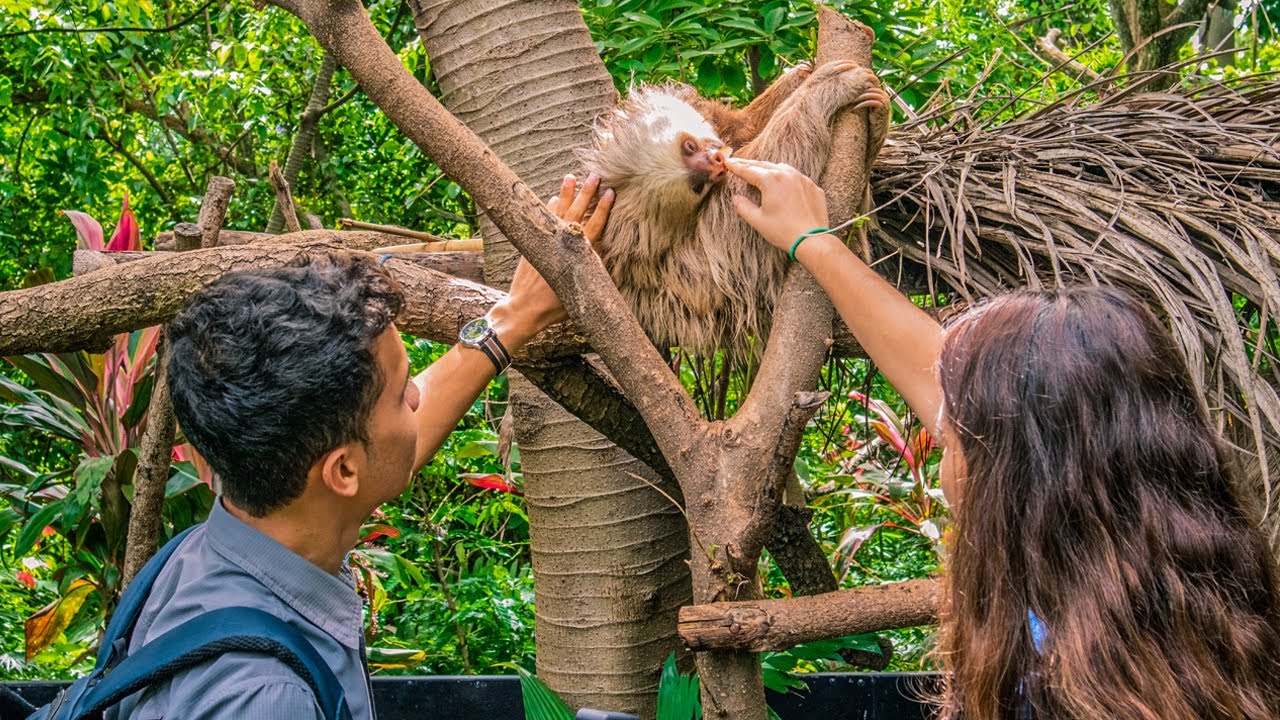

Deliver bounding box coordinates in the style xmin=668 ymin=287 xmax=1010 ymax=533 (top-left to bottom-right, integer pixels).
xmin=519 ymin=653 xmax=702 ymax=720
xmin=0 ymin=199 xmax=212 ymax=666
xmin=828 ymin=390 xmax=947 ymax=572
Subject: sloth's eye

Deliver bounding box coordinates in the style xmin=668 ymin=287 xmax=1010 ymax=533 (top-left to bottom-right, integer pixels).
xmin=682 ymin=138 xmax=699 ymax=156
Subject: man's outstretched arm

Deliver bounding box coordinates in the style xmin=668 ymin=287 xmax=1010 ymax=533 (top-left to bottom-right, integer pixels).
xmin=411 ymin=175 xmax=613 ymax=471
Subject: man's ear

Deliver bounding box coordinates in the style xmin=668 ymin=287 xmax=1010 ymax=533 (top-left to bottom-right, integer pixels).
xmin=318 ymin=444 xmax=362 ymax=498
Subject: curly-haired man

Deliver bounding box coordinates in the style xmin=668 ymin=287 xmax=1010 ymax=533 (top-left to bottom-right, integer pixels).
xmin=115 ymin=177 xmax=612 ymax=720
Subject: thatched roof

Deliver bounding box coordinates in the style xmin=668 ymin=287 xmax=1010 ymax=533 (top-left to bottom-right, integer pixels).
xmin=870 ymin=74 xmax=1280 ymax=504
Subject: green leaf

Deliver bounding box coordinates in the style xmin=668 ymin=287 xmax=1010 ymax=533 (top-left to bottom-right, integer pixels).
xmin=14 ymin=503 xmax=62 ymax=558
xmin=6 ymin=354 xmax=87 ymax=408
xmin=0 ymin=507 xmax=22 ymax=543
xmin=622 ymin=12 xmax=664 ymax=30
xmin=723 ymin=64 xmax=747 ymax=94
xmin=74 ymin=455 xmax=116 ymax=506
xmin=165 ymin=463 xmax=204 ymax=498
xmin=517 ymin=667 xmax=573 ymax=720
xmin=697 ymin=57 xmax=721 ymax=91
xmin=656 ymin=653 xmax=701 ymax=720
xmin=763 ymin=7 xmax=786 ymax=34
xmin=366 ymin=646 xmax=426 ymax=670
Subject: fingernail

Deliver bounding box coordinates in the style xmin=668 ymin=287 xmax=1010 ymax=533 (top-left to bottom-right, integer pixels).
xmin=587 ymin=173 xmax=599 ymax=183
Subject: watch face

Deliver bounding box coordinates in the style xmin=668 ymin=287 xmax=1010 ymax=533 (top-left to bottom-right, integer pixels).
xmin=460 ymin=317 xmax=491 ymax=343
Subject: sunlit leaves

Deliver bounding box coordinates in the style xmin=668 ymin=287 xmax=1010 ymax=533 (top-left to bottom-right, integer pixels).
xmin=23 ymin=577 xmax=93 ymax=661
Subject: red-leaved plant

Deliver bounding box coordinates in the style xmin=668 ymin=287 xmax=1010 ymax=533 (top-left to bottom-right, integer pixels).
xmin=0 ymin=196 xmax=212 ymax=664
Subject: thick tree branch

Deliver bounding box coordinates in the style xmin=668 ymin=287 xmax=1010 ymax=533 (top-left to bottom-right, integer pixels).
xmin=262 ymin=0 xmax=708 ymax=477
xmin=0 ymin=244 xmax=571 ymax=356
xmin=678 ymin=579 xmax=940 ymax=652
xmin=740 ymin=391 xmax=829 ymax=560
xmin=268 ymin=161 xmax=303 ymax=233
xmin=155 ymin=227 xmax=429 ymax=250
xmin=33 ymin=240 xmax=882 ymax=359
xmin=196 ymin=176 xmax=235 ymax=248
xmin=121 ymin=338 xmax=176 ymax=588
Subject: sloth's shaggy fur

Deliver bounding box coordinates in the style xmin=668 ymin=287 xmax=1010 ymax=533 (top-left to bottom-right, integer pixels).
xmin=579 ymin=63 xmax=879 ymax=358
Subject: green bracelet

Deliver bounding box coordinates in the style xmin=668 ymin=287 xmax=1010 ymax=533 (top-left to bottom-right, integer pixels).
xmin=789 ymin=228 xmax=830 ymax=261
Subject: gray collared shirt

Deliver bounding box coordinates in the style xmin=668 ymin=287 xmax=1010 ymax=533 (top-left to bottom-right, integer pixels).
xmin=114 ymin=499 xmax=373 ymax=719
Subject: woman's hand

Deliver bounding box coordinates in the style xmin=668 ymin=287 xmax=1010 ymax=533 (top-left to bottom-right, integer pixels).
xmin=492 ymin=174 xmax=615 ymax=344
xmin=726 ymin=158 xmax=830 ymax=252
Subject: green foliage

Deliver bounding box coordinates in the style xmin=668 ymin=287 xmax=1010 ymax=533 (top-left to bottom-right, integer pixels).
xmin=583 ymin=0 xmax=939 ymax=106
xmin=657 ymin=653 xmax=702 ymax=720
xmin=521 ymin=653 xmax=702 ymax=720
xmin=761 ymin=634 xmax=882 ymax=693
xmin=519 ymin=666 xmax=575 ymax=720
xmin=0 ymin=0 xmax=469 ymax=290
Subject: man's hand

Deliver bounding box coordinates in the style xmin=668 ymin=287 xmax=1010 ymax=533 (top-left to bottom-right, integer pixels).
xmin=491 ymin=174 xmax=614 ymax=348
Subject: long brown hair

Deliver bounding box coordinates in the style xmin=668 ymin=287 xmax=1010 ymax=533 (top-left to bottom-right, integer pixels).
xmin=935 ymin=286 xmax=1280 ymax=720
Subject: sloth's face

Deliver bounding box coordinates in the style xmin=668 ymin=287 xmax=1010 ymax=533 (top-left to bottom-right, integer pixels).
xmin=678 ymin=132 xmax=729 ymax=196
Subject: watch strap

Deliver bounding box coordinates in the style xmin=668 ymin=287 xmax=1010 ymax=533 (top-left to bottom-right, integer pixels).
xmin=486 ymin=332 xmax=512 ymax=374
xmin=476 ymin=335 xmax=510 ymax=375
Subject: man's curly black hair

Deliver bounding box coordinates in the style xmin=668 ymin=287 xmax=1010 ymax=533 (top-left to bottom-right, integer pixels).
xmin=166 ymin=251 xmax=404 ymax=516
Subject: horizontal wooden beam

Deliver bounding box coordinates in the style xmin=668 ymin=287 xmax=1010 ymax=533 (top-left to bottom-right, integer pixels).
xmin=678 ymin=578 xmax=939 ymax=652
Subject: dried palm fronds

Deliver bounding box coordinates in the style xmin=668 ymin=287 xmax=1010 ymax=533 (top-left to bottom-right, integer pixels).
xmin=869 ymin=73 xmax=1280 ymax=511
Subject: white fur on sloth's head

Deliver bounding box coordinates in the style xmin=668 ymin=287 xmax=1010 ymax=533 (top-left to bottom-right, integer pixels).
xmin=579 ymin=85 xmax=722 ymax=200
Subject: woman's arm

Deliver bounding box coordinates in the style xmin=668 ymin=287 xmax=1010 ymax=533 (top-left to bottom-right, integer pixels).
xmin=727 ymin=157 xmax=945 ymax=439
xmin=412 ymin=175 xmax=614 ymax=470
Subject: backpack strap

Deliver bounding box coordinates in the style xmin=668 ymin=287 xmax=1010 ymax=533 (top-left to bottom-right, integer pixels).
xmin=94 ymin=525 xmax=202 ymax=670
xmin=67 ymin=607 xmax=352 ymax=720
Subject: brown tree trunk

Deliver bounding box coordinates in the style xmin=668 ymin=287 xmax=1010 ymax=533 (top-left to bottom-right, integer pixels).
xmin=410 ymin=3 xmax=690 ymax=717
xmin=1109 ymin=0 xmax=1211 ymax=87
xmin=1201 ymin=0 xmax=1238 ymax=67
xmin=267 ymin=53 xmax=338 ymax=233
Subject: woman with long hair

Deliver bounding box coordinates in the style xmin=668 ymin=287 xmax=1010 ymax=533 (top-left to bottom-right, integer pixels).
xmin=726 ymin=156 xmax=1280 ymax=719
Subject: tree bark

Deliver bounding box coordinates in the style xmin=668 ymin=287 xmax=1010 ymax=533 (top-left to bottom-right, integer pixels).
xmin=268 ymin=160 xmax=303 ymax=233
xmin=678 ymin=579 xmax=939 ymax=652
xmin=156 ymin=227 xmax=439 ymax=250
xmin=268 ymin=53 xmax=338 ymax=233
xmin=121 ymin=338 xmax=177 ymax=588
xmin=1109 ymin=0 xmax=1212 ymax=86
xmin=411 ymin=3 xmax=689 ymax=716
xmin=196 ymin=176 xmax=235 ymax=248
xmin=1201 ymin=0 xmax=1238 ymax=67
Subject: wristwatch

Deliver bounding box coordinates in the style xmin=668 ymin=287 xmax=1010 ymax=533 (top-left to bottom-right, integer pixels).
xmin=458 ymin=314 xmax=512 ymax=375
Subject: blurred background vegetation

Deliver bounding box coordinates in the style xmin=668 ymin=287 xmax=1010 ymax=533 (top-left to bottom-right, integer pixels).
xmin=1 ymin=0 xmax=1276 ymax=683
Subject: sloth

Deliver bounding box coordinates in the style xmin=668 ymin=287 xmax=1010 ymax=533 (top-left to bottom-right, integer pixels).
xmin=578 ymin=61 xmax=889 ymax=359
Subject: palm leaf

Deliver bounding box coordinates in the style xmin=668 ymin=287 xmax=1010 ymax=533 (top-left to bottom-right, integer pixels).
xmin=517 ymin=667 xmax=574 ymax=720
xmin=871 ymin=71 xmax=1280 ymax=518
xmin=656 ymin=653 xmax=701 ymax=720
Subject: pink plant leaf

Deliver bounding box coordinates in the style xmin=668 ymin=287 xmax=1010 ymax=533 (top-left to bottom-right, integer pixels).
xmin=833 ymin=523 xmax=883 ymax=581
xmin=359 ymin=523 xmax=402 ymax=544
xmin=60 ymin=210 xmax=104 ymax=252
xmin=106 ymin=193 xmax=141 ymax=252
xmin=462 ymin=473 xmax=523 ymax=495
xmin=171 ymin=443 xmax=215 ymax=488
